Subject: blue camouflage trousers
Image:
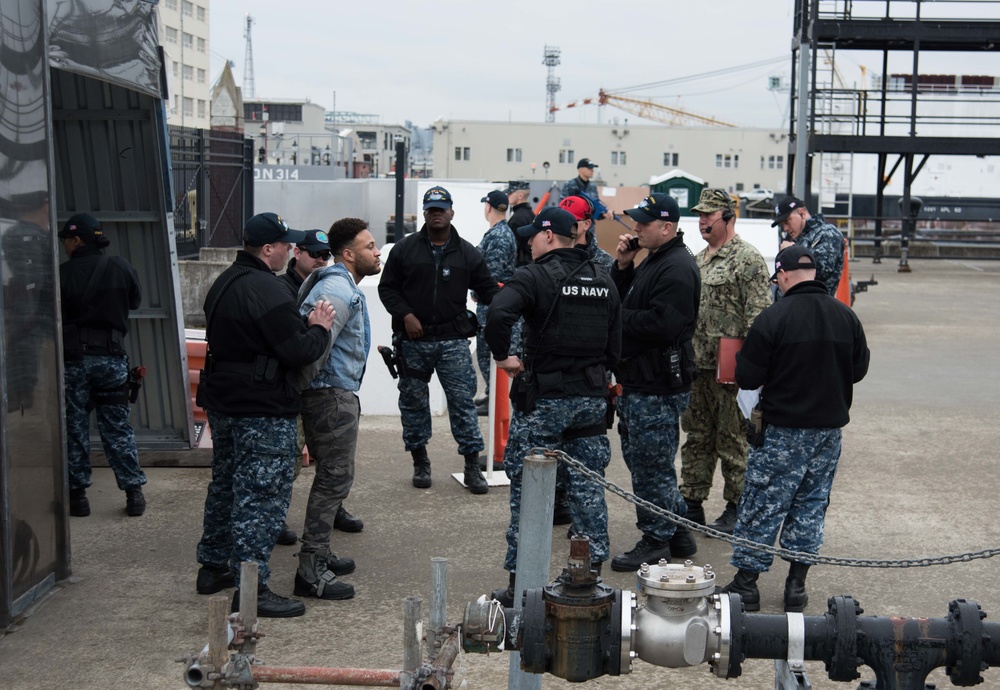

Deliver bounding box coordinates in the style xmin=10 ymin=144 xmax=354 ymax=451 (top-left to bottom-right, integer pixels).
xmin=731 ymin=425 xmax=843 ymax=573
xmin=618 ymin=391 xmax=690 ymax=543
xmin=197 ymin=412 xmax=296 ymax=588
xmin=503 ymin=396 xmax=610 ymax=572
xmin=64 ymin=355 xmax=144 ymax=491
xmin=398 ymin=338 xmax=484 ymax=456
xmin=475 ymin=303 xmax=522 ymax=396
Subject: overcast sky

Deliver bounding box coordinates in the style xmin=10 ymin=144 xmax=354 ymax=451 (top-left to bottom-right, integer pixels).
xmin=209 ymin=0 xmax=1000 ymax=130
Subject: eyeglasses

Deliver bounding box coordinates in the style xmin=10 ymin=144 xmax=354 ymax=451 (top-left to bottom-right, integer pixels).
xmin=308 ymin=250 xmax=332 ymax=260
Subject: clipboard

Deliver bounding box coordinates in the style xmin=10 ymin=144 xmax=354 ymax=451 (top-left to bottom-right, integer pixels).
xmin=716 ymin=337 xmax=744 ymax=384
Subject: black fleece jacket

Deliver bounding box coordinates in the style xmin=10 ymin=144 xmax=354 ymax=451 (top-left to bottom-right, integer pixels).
xmin=735 ymin=280 xmax=870 ymax=428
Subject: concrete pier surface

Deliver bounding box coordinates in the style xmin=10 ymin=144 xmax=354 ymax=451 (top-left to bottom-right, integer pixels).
xmin=2 ymin=258 xmax=999 ymax=690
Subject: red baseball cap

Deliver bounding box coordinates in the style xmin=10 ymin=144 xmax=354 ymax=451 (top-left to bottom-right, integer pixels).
xmin=558 ymin=195 xmax=593 ymax=221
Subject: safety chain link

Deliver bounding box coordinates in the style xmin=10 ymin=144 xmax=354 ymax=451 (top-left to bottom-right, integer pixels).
xmin=534 ymin=448 xmax=1000 ymax=569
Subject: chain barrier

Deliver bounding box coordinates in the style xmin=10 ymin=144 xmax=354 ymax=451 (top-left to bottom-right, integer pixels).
xmin=533 ymin=448 xmax=1000 ymax=569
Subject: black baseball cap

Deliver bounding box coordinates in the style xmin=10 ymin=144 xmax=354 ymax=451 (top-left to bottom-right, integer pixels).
xmin=770 ymin=245 xmax=816 ymax=281
xmin=577 ymin=158 xmax=598 ymax=169
xmin=243 ymin=212 xmax=307 ymax=247
xmin=423 ymin=186 xmax=453 ymax=210
xmin=516 ymin=207 xmax=577 ymax=238
xmin=771 ymin=196 xmax=806 ymax=227
xmin=624 ymin=193 xmax=679 ymax=223
xmin=298 ymin=229 xmax=330 ymax=252
xmin=481 ymin=190 xmax=509 ymax=211
xmin=58 ymin=213 xmax=103 ymax=238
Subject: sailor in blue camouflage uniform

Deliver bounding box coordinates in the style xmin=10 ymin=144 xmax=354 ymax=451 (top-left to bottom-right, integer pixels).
xmin=474 ymin=190 xmax=518 ymax=403
xmin=771 ymin=196 xmax=845 ymax=296
xmin=720 ymin=246 xmax=869 ymax=612
xmin=485 ymin=207 xmax=621 ymax=606
xmin=58 ymin=213 xmax=145 ymax=518
xmin=378 ymin=186 xmax=499 ymax=494
xmin=608 ymin=194 xmax=702 ymax=571
xmin=195 ymin=212 xmax=335 ymax=619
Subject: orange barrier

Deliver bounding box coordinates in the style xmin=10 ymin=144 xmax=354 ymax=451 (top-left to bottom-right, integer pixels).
xmin=836 ymin=238 xmax=852 ymax=307
xmin=492 ymin=369 xmax=512 ymax=466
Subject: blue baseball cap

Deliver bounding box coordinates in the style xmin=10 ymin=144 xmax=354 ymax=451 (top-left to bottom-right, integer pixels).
xmin=624 ymin=193 xmax=679 ymax=223
xmin=423 ymin=186 xmax=453 ymax=210
xmin=297 ymin=230 xmax=330 ymax=252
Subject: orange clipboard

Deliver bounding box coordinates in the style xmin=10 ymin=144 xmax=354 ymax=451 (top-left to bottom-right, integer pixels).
xmin=716 ymin=337 xmax=744 ymax=384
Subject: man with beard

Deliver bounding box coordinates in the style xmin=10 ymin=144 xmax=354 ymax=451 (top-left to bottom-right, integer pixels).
xmin=294 ymin=218 xmax=382 ymax=601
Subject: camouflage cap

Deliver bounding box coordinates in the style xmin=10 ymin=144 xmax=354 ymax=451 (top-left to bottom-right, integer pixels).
xmin=691 ymin=188 xmax=736 ymax=214
xmin=504 ymin=180 xmax=530 ymax=193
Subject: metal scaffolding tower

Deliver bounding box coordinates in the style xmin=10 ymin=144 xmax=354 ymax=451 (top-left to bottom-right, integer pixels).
xmin=242 ymin=14 xmax=255 ymax=100
xmin=543 ymin=45 xmax=561 ymax=123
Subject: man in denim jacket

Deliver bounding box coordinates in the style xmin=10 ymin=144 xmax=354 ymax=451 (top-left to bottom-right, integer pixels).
xmin=294 ymin=218 xmax=382 ymax=601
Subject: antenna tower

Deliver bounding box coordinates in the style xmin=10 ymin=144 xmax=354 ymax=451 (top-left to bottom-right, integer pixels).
xmin=243 ymin=14 xmax=256 ymax=99
xmin=543 ymin=45 xmax=561 ymax=123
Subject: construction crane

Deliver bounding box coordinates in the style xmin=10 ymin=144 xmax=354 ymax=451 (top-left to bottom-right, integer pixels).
xmin=551 ymin=89 xmax=737 ymax=127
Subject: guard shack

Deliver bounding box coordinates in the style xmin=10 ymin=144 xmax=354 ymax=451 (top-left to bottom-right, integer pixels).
xmin=0 ymin=0 xmax=191 ymax=627
xmin=649 ymin=169 xmax=707 ymax=216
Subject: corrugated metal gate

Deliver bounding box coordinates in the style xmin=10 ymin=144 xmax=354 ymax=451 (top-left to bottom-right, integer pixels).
xmin=169 ymin=127 xmax=253 ymax=259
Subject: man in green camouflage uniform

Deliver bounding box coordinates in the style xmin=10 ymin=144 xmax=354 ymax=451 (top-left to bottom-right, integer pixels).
xmin=679 ymin=189 xmax=771 ymax=533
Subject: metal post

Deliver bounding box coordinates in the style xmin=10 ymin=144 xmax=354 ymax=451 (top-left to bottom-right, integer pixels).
xmin=428 ymin=557 xmax=447 ymax=656
xmin=394 ymin=139 xmax=406 ymax=242
xmin=508 ymin=451 xmax=557 ymax=690
xmin=207 ymin=596 xmax=229 ymax=690
xmin=239 ymin=561 xmax=258 ymax=658
xmin=793 ymin=34 xmax=811 ymax=199
xmin=402 ymin=596 xmax=422 ymax=689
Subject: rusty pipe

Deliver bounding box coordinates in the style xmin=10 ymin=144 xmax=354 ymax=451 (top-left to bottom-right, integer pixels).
xmin=418 ymin=633 xmax=462 ymax=690
xmin=251 ymin=666 xmax=401 ymax=686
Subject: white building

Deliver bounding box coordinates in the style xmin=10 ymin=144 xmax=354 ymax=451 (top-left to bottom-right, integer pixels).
xmin=430 ymin=119 xmax=797 ymax=195
xmin=159 ymin=0 xmax=212 ymax=130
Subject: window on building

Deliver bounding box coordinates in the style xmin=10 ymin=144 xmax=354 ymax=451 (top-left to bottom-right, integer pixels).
xmin=183 ymin=97 xmax=194 ymax=117
xmin=735 ymin=183 xmax=745 ymax=191
xmin=197 ymin=68 xmax=206 ymax=84
xmin=463 ymin=147 xmax=471 ymax=161
xmin=196 ymin=5 xmax=206 ymax=21
xmin=182 ymin=65 xmax=193 ymax=81
xmin=165 ymin=26 xmax=177 ymax=43
xmin=507 ymin=148 xmax=522 ymax=163
xmin=182 ymin=32 xmax=193 ymax=49
xmin=558 ymin=149 xmax=575 ymax=164
xmin=182 ymin=1 xmax=193 ymax=17
xmin=766 ymin=155 xmax=785 ymax=170
xmin=455 ymin=147 xmax=462 ymax=161
xmin=174 ymin=95 xmax=180 ymax=113
xmin=243 ymin=103 xmax=303 ymax=122
xmin=663 ymin=152 xmax=679 ymax=167
xmin=171 ymin=62 xmax=179 ymax=77
xmin=197 ymin=37 xmax=206 ymax=53
xmin=165 ymin=0 xmax=177 ymax=9
xmin=197 ymin=100 xmax=206 ymax=118
xmin=611 ymin=151 xmax=627 ymax=166
xmin=717 ymin=153 xmax=738 ymax=168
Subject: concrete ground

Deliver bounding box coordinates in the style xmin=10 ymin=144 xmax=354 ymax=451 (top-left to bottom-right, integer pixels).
xmin=2 ymin=258 xmax=999 ymax=690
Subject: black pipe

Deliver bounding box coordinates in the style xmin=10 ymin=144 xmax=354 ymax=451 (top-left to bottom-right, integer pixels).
xmin=393 ymin=140 xmax=406 ymax=243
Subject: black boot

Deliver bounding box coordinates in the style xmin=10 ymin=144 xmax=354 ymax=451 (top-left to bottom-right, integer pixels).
xmin=783 ymin=562 xmax=810 ymax=612
xmin=668 ymin=525 xmax=698 ymax=558
xmin=411 ymin=447 xmax=431 ymax=488
xmin=69 ymin=488 xmax=90 ymax=517
xmin=718 ymin=569 xmax=760 ymax=612
xmin=552 ymin=490 xmax=572 ymax=525
xmin=125 ymin=486 xmax=145 ymax=516
xmin=334 ymin=506 xmax=364 ymax=533
xmin=491 ymin=571 xmax=516 ymax=608
xmin=708 ymin=501 xmax=739 ymax=534
xmin=196 ymin=565 xmax=236 ymax=594
xmin=611 ymin=536 xmax=672 ymax=572
xmin=463 ymin=453 xmax=489 ymax=495
xmin=276 ymin=521 xmax=298 ymax=545
xmin=683 ymin=498 xmax=706 ymax=525
xmin=232 ymin=585 xmax=306 ymax=618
